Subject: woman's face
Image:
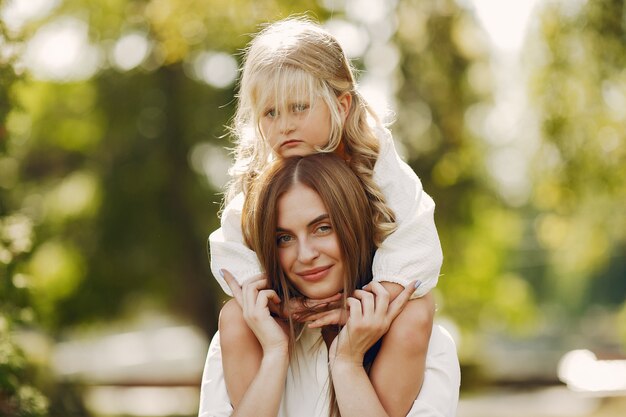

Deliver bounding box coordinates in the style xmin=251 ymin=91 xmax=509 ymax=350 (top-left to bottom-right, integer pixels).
xmin=276 ymin=183 xmax=345 ymax=299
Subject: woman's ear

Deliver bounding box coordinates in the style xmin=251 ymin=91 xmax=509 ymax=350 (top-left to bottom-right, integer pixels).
xmin=337 ymin=92 xmax=352 ymax=123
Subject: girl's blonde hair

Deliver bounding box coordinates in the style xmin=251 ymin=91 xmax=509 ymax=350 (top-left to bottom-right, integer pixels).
xmin=242 ymin=153 xmax=389 ymax=417
xmin=228 ymin=17 xmax=395 ymax=237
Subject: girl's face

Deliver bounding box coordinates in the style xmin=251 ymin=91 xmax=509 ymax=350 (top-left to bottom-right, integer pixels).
xmin=276 ymin=183 xmax=345 ymax=299
xmin=259 ymin=93 xmax=351 ymax=158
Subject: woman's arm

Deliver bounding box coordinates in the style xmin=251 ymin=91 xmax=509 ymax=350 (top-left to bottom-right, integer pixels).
xmin=227 ymin=276 xmax=290 ymax=417
xmin=406 ymin=325 xmax=460 ymax=417
xmin=329 ymin=282 xmax=415 ymax=417
xmin=233 ymin=349 xmax=289 ymax=417
xmin=369 ymin=291 xmax=434 ymax=417
xmin=201 ymin=327 xmax=288 ymax=417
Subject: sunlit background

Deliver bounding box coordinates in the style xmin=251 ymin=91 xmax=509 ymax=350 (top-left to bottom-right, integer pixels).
xmin=1 ymin=0 xmax=625 ymax=416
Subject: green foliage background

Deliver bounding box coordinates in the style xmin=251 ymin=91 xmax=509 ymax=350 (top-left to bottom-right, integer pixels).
xmin=1 ymin=0 xmax=625 ymax=415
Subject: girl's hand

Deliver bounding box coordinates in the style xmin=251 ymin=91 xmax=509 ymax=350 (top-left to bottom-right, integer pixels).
xmin=301 ymin=302 xmax=348 ymax=328
xmin=222 ymin=269 xmax=288 ymax=354
xmin=221 ymin=269 xmax=341 ymax=321
xmin=329 ymin=281 xmax=416 ymax=366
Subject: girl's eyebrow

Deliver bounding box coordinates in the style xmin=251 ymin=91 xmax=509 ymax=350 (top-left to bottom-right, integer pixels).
xmin=276 ymin=214 xmax=330 ymax=232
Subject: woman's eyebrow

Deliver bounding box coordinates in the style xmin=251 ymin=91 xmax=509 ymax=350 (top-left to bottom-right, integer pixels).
xmin=276 ymin=214 xmax=330 ymax=233
xmin=307 ymin=214 xmax=329 ymax=227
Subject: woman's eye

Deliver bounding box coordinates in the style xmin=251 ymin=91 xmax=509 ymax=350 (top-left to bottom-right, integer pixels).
xmin=265 ymin=108 xmax=277 ymax=118
xmin=316 ymin=225 xmax=332 ymax=234
xmin=277 ymin=234 xmax=293 ymax=246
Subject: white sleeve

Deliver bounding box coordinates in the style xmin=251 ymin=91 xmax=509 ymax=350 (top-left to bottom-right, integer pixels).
xmin=208 ymin=193 xmax=264 ymax=296
xmin=371 ymin=127 xmax=443 ymax=296
xmin=198 ymin=332 xmax=233 ymax=417
xmin=406 ymin=325 xmax=461 ymax=417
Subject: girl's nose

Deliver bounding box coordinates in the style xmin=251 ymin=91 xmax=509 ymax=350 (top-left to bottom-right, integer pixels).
xmin=279 ymin=113 xmax=295 ymax=135
xmin=297 ymin=239 xmax=319 ymax=263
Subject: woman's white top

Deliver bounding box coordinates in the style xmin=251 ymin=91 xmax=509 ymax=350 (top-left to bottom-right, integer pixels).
xmin=209 ymin=127 xmax=443 ymax=298
xmin=198 ymin=324 xmax=460 ymax=417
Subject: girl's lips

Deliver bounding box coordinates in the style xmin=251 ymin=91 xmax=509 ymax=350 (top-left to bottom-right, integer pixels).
xmin=297 ymin=265 xmax=332 ymax=282
xmin=281 ymin=140 xmax=302 ymax=148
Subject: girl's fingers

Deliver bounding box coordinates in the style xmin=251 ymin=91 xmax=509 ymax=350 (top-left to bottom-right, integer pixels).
xmin=305 ymin=293 xmax=342 ymax=307
xmin=287 ymin=292 xmax=342 ymax=315
xmin=300 ymin=309 xmax=332 ymax=323
xmin=307 ymin=310 xmax=344 ymax=328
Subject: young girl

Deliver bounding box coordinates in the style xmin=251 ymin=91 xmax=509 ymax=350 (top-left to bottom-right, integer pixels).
xmin=209 ymin=17 xmax=443 ymax=416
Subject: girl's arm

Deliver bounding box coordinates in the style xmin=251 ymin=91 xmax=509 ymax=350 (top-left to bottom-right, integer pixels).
xmin=209 ymin=192 xmax=264 ymax=295
xmin=329 ymin=282 xmax=415 ymax=417
xmin=371 ymin=127 xmax=442 ymax=296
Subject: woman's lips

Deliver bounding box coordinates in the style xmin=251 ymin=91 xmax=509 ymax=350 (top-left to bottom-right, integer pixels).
xmin=296 ymin=265 xmax=332 ymax=282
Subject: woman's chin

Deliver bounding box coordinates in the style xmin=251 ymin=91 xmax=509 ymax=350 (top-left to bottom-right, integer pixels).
xmin=300 ymin=288 xmax=341 ymax=300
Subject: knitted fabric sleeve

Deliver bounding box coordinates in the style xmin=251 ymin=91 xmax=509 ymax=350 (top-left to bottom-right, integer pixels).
xmin=208 ymin=192 xmax=263 ymax=296
xmin=371 ymin=127 xmax=443 ymax=297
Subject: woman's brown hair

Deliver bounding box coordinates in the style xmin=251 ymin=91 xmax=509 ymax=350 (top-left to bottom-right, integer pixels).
xmin=242 ymin=153 xmax=391 ymax=416
xmin=242 ymin=153 xmax=385 ymax=304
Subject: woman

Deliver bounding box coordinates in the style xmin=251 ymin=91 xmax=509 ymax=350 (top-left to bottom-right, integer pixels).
xmin=200 ymin=154 xmax=460 ymax=417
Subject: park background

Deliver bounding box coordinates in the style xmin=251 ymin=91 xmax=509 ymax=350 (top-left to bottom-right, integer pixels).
xmin=1 ymin=0 xmax=625 ymax=416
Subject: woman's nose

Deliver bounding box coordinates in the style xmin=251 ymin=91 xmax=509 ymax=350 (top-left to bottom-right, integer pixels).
xmin=297 ymin=239 xmax=319 ymax=263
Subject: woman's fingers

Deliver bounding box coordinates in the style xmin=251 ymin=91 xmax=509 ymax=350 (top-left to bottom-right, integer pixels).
xmin=352 ymin=289 xmax=375 ymax=317
xmin=242 ymin=276 xmax=270 ymax=315
xmin=222 ymin=270 xmax=267 ymax=308
xmin=256 ymin=289 xmax=281 ymax=309
xmin=367 ymin=282 xmax=390 ymax=318
xmin=346 ymin=297 xmax=362 ymax=319
xmin=386 ymin=280 xmax=417 ymax=320
xmin=221 ymin=269 xmax=243 ymax=306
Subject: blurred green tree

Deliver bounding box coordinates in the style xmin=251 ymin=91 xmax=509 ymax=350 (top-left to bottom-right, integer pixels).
xmin=1 ymin=17 xmax=49 ymax=417
xmin=393 ymin=0 xmax=538 ymax=352
xmin=527 ymin=0 xmax=626 ymax=329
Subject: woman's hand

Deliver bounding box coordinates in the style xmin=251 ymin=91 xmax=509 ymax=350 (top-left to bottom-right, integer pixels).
xmin=222 ymin=269 xmax=288 ymax=355
xmin=329 ymin=281 xmax=415 ymax=366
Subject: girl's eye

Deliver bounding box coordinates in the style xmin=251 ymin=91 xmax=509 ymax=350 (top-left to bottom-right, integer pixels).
xmin=277 ymin=234 xmax=293 ymax=246
xmin=292 ymin=103 xmax=309 ymax=113
xmin=265 ymin=108 xmax=277 ymax=118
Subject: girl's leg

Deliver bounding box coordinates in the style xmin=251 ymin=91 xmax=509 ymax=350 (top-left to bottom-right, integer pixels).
xmin=369 ymin=293 xmax=435 ymax=417
xmin=219 ymin=298 xmax=263 ymax=407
